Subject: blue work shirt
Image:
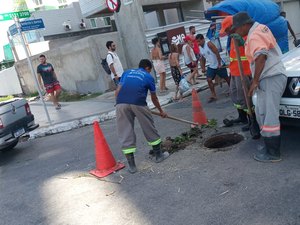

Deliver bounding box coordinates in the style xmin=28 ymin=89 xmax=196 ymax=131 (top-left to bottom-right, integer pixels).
xmin=116 ymin=68 xmax=156 ymax=106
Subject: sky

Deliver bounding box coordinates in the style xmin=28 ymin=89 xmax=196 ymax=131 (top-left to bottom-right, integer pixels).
xmin=0 ymin=0 xmax=15 ymax=61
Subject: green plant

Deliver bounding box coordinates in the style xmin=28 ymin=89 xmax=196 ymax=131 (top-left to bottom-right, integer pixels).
xmin=201 ymin=119 xmax=218 ymax=128
xmin=0 ymin=95 xmax=14 ymax=102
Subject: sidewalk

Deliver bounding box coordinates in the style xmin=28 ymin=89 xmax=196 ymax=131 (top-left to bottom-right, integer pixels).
xmin=29 ymin=77 xmax=209 ymax=139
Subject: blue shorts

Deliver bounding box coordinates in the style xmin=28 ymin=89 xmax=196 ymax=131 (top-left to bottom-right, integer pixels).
xmin=206 ymin=67 xmax=228 ymax=80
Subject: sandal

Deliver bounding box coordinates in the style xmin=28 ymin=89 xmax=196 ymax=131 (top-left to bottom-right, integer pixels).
xmin=55 ymin=104 xmax=61 ymax=110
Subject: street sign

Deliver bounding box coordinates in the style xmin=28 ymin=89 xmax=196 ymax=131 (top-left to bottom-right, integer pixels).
xmin=9 ymin=24 xmax=18 ymax=36
xmin=106 ymin=0 xmax=119 ymax=12
xmin=0 ymin=10 xmax=30 ymax=21
xmin=20 ymin=19 xmax=45 ymax=32
xmin=9 ymin=19 xmax=45 ymax=36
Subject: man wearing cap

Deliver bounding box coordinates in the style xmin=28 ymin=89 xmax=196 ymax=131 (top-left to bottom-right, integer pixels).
xmin=220 ymin=16 xmax=253 ymax=130
xmin=232 ymin=12 xmax=287 ymax=162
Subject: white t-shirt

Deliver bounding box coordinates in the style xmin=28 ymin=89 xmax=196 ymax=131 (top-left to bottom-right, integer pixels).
xmin=106 ymin=51 xmax=124 ymax=80
xmin=200 ymin=42 xmax=219 ymax=69
xmin=182 ymin=44 xmax=196 ymax=65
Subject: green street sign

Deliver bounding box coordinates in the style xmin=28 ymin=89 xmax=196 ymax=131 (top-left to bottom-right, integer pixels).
xmin=0 ymin=11 xmax=31 ymax=21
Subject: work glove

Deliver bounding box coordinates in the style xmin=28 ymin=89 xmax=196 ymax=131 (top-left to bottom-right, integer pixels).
xmin=230 ymin=33 xmax=245 ymax=46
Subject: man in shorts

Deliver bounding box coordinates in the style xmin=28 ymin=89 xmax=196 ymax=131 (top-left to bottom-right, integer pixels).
xmin=196 ymin=34 xmax=230 ymax=102
xmin=37 ymin=54 xmax=62 ymax=110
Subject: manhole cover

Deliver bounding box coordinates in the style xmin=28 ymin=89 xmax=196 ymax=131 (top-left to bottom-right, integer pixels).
xmin=204 ymin=133 xmax=244 ymax=149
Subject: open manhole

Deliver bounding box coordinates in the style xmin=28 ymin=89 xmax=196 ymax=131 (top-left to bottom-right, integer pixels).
xmin=204 ymin=133 xmax=244 ymax=149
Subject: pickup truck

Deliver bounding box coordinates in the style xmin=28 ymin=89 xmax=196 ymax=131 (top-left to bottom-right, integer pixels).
xmin=0 ymin=98 xmax=39 ymax=151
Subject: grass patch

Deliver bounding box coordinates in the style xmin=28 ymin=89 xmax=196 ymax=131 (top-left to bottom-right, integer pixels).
xmin=27 ymin=91 xmax=39 ymax=98
xmin=0 ymin=95 xmax=14 ymax=102
xmin=59 ymin=91 xmax=102 ymax=102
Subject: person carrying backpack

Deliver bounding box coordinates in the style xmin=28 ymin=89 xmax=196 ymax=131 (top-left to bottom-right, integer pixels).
xmin=105 ymin=41 xmax=124 ymax=86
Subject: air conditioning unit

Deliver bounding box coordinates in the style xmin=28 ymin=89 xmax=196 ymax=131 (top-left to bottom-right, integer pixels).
xmin=62 ymin=21 xmax=72 ymax=31
xmin=79 ymin=21 xmax=86 ymax=29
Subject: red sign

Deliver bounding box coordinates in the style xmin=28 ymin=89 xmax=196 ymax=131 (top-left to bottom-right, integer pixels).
xmin=106 ymin=0 xmax=119 ymax=12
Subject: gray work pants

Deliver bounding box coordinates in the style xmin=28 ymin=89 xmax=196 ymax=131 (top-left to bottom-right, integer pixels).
xmin=255 ymin=74 xmax=287 ymax=137
xmin=230 ymin=75 xmax=252 ymax=111
xmin=116 ymin=104 xmax=161 ymax=155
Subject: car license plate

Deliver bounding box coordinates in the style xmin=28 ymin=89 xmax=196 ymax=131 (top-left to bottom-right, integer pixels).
xmin=13 ymin=128 xmax=25 ymax=138
xmin=279 ymin=105 xmax=300 ymax=118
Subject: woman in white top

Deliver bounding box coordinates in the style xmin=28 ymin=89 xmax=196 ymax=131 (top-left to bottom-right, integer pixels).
xmin=182 ymin=36 xmax=198 ymax=85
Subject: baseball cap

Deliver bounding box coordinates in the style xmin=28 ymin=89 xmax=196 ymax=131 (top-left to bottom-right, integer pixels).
xmin=232 ymin=12 xmax=254 ymax=30
xmin=220 ymin=16 xmax=233 ymax=36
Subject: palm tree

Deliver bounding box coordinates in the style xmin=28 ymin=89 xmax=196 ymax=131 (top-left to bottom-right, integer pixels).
xmin=12 ymin=0 xmax=29 ymax=11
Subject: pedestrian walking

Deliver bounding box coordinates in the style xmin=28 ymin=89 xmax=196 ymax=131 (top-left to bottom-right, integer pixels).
xmin=115 ymin=59 xmax=169 ymax=173
xmin=37 ymin=54 xmax=62 ymax=110
xmin=168 ymin=44 xmax=183 ymax=101
xmin=187 ymin=26 xmax=201 ymax=77
xmin=232 ymin=12 xmax=287 ymax=162
xmin=182 ymin=36 xmax=198 ymax=85
xmin=151 ymin=37 xmax=168 ymax=92
xmin=220 ymin=16 xmax=255 ymax=130
xmin=196 ymin=34 xmax=230 ymax=103
xmin=106 ymin=41 xmax=124 ymax=86
xmin=280 ymin=11 xmax=298 ymax=51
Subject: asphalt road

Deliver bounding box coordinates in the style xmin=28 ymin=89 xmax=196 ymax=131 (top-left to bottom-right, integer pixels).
xmin=1 ymin=86 xmax=300 ymax=225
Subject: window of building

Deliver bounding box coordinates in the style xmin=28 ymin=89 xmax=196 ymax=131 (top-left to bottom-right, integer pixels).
xmin=164 ymin=8 xmax=180 ymax=25
xmin=33 ymin=0 xmax=43 ymax=5
xmin=103 ymin=17 xmax=111 ymax=26
xmin=144 ymin=11 xmax=160 ymax=29
xmin=90 ymin=18 xmax=97 ymax=28
xmin=57 ymin=0 xmax=67 ymax=4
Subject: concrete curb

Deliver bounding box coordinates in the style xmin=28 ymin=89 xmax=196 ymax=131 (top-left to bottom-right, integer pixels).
xmin=29 ymin=83 xmax=208 ymax=139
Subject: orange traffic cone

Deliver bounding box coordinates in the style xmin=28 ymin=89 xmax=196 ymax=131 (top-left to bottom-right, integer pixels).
xmin=192 ymin=89 xmax=208 ymax=125
xmin=90 ymin=121 xmax=125 ymax=178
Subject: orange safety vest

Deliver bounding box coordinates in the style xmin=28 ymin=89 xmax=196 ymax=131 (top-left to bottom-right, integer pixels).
xmin=229 ymin=38 xmax=251 ymax=76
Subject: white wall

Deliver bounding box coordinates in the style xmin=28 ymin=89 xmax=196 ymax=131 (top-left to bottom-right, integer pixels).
xmin=0 ymin=67 xmax=22 ymax=95
xmin=15 ymin=32 xmax=127 ymax=94
xmin=14 ymin=41 xmax=50 ymax=60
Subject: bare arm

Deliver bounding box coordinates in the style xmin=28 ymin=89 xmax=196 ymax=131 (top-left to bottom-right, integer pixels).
xmin=115 ymin=85 xmax=121 ymax=97
xmin=287 ymin=21 xmax=297 ymax=40
xmin=176 ymin=53 xmax=182 ymax=74
xmin=151 ymin=93 xmax=167 ymax=117
xmin=186 ymin=46 xmax=194 ymax=63
xmin=109 ymin=63 xmax=117 ymax=77
xmin=208 ymin=41 xmax=222 ymax=67
xmin=37 ymin=73 xmax=43 ymax=87
xmin=200 ymin=56 xmax=206 ymax=73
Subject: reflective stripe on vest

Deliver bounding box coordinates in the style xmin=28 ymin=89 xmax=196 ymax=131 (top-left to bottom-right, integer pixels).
xmin=230 ymin=56 xmax=248 ymax=62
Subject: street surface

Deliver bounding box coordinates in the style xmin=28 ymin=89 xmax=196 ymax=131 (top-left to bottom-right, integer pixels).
xmin=1 ymin=87 xmax=300 ymax=225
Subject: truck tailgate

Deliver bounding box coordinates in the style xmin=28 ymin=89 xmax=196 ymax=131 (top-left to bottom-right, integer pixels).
xmin=0 ymin=98 xmax=28 ymax=127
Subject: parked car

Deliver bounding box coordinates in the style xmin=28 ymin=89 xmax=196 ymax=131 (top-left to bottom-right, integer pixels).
xmin=0 ymin=98 xmax=39 ymax=151
xmin=279 ymin=45 xmax=300 ymax=125
xmin=252 ymin=45 xmax=300 ymax=126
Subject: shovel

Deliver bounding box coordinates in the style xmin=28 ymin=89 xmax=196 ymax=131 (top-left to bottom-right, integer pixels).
xmin=151 ymin=111 xmax=199 ymax=127
xmin=232 ymin=37 xmax=260 ymax=139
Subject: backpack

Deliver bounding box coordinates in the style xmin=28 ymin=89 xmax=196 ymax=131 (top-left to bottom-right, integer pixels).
xmin=101 ymin=53 xmax=113 ymax=75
